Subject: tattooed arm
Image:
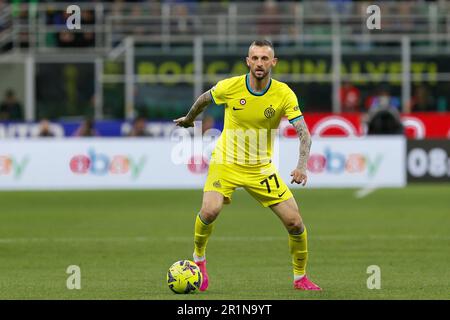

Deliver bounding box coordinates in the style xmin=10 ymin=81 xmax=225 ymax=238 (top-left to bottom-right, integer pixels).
xmin=173 ymin=90 xmax=213 ymax=128
xmin=290 ymin=117 xmax=312 ymax=186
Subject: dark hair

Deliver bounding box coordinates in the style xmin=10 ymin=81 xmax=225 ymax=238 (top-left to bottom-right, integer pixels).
xmin=133 ymin=115 xmax=147 ymax=124
xmin=84 ymin=117 xmax=94 ymax=129
xmin=249 ymin=40 xmax=274 ymax=51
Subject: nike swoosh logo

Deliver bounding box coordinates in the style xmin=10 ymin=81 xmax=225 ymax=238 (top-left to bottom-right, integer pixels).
xmin=233 ymin=107 xmax=244 ymax=111
xmin=278 ymin=190 xmax=287 ymax=197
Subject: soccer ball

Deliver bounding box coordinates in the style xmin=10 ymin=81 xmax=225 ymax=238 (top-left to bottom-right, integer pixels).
xmin=167 ymin=260 xmax=202 ymax=294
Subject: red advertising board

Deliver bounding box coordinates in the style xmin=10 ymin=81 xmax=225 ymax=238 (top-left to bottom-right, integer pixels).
xmin=281 ymin=112 xmax=450 ymax=139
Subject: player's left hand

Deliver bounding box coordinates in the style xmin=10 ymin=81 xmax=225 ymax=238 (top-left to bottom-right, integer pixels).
xmin=173 ymin=116 xmax=194 ymax=128
xmin=290 ymin=169 xmax=308 ymax=186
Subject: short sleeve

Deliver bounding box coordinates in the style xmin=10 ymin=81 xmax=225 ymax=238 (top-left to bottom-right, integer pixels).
xmin=210 ymin=79 xmax=228 ymax=106
xmin=283 ymin=86 xmax=303 ymax=124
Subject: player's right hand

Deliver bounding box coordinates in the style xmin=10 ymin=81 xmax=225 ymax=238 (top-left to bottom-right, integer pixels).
xmin=173 ymin=116 xmax=194 ymax=128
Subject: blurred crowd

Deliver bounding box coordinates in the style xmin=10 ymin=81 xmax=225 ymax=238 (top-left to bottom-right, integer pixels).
xmin=21 ymin=115 xmax=154 ymax=138
xmin=0 ymin=0 xmax=447 ymax=137
xmin=0 ymin=89 xmax=23 ymax=121
xmin=1 ymin=79 xmax=440 ymax=122
xmin=0 ymin=0 xmax=437 ymax=49
xmin=339 ymin=82 xmax=441 ymax=113
xmin=0 ymin=79 xmax=445 ymax=138
xmin=26 ymin=114 xmax=217 ymax=138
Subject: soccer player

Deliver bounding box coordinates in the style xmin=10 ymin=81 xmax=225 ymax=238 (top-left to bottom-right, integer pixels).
xmin=173 ymin=40 xmax=321 ymax=291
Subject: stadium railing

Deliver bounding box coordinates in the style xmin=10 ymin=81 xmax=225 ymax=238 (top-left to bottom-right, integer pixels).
xmin=1 ymin=1 xmax=450 ymax=52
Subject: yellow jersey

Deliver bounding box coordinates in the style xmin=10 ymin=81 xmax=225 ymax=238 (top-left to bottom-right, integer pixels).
xmin=210 ymin=74 xmax=303 ymax=165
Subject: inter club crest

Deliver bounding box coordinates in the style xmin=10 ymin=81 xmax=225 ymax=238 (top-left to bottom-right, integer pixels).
xmin=264 ymin=106 xmax=275 ymax=119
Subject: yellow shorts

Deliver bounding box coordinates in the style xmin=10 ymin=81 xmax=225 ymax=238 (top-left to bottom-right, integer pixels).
xmin=203 ymin=161 xmax=293 ymax=207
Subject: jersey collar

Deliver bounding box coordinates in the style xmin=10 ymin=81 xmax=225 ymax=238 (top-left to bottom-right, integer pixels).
xmin=245 ymin=73 xmax=272 ymax=96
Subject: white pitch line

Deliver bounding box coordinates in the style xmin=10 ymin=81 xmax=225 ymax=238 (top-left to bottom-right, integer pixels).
xmin=355 ymin=185 xmax=378 ymax=199
xmin=0 ymin=235 xmax=449 ymax=244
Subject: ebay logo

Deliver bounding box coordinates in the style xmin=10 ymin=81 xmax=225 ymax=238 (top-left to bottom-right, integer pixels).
xmin=307 ymin=147 xmax=383 ymax=178
xmin=0 ymin=155 xmax=29 ymax=179
xmin=69 ymin=148 xmax=146 ymax=179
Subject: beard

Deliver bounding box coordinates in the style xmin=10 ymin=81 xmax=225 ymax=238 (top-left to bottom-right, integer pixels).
xmin=251 ymin=68 xmax=270 ymax=80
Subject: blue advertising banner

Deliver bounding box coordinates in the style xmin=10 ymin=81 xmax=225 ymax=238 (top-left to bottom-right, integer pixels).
xmin=0 ymin=120 xmax=149 ymax=138
xmin=0 ymin=120 xmax=226 ymax=138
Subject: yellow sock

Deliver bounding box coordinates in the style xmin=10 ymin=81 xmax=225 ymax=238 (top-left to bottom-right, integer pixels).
xmin=288 ymin=226 xmax=308 ymax=277
xmin=193 ymin=213 xmax=214 ymax=258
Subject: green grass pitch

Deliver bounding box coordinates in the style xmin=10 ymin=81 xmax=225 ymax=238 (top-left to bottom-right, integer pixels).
xmin=0 ymin=185 xmax=449 ymax=300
